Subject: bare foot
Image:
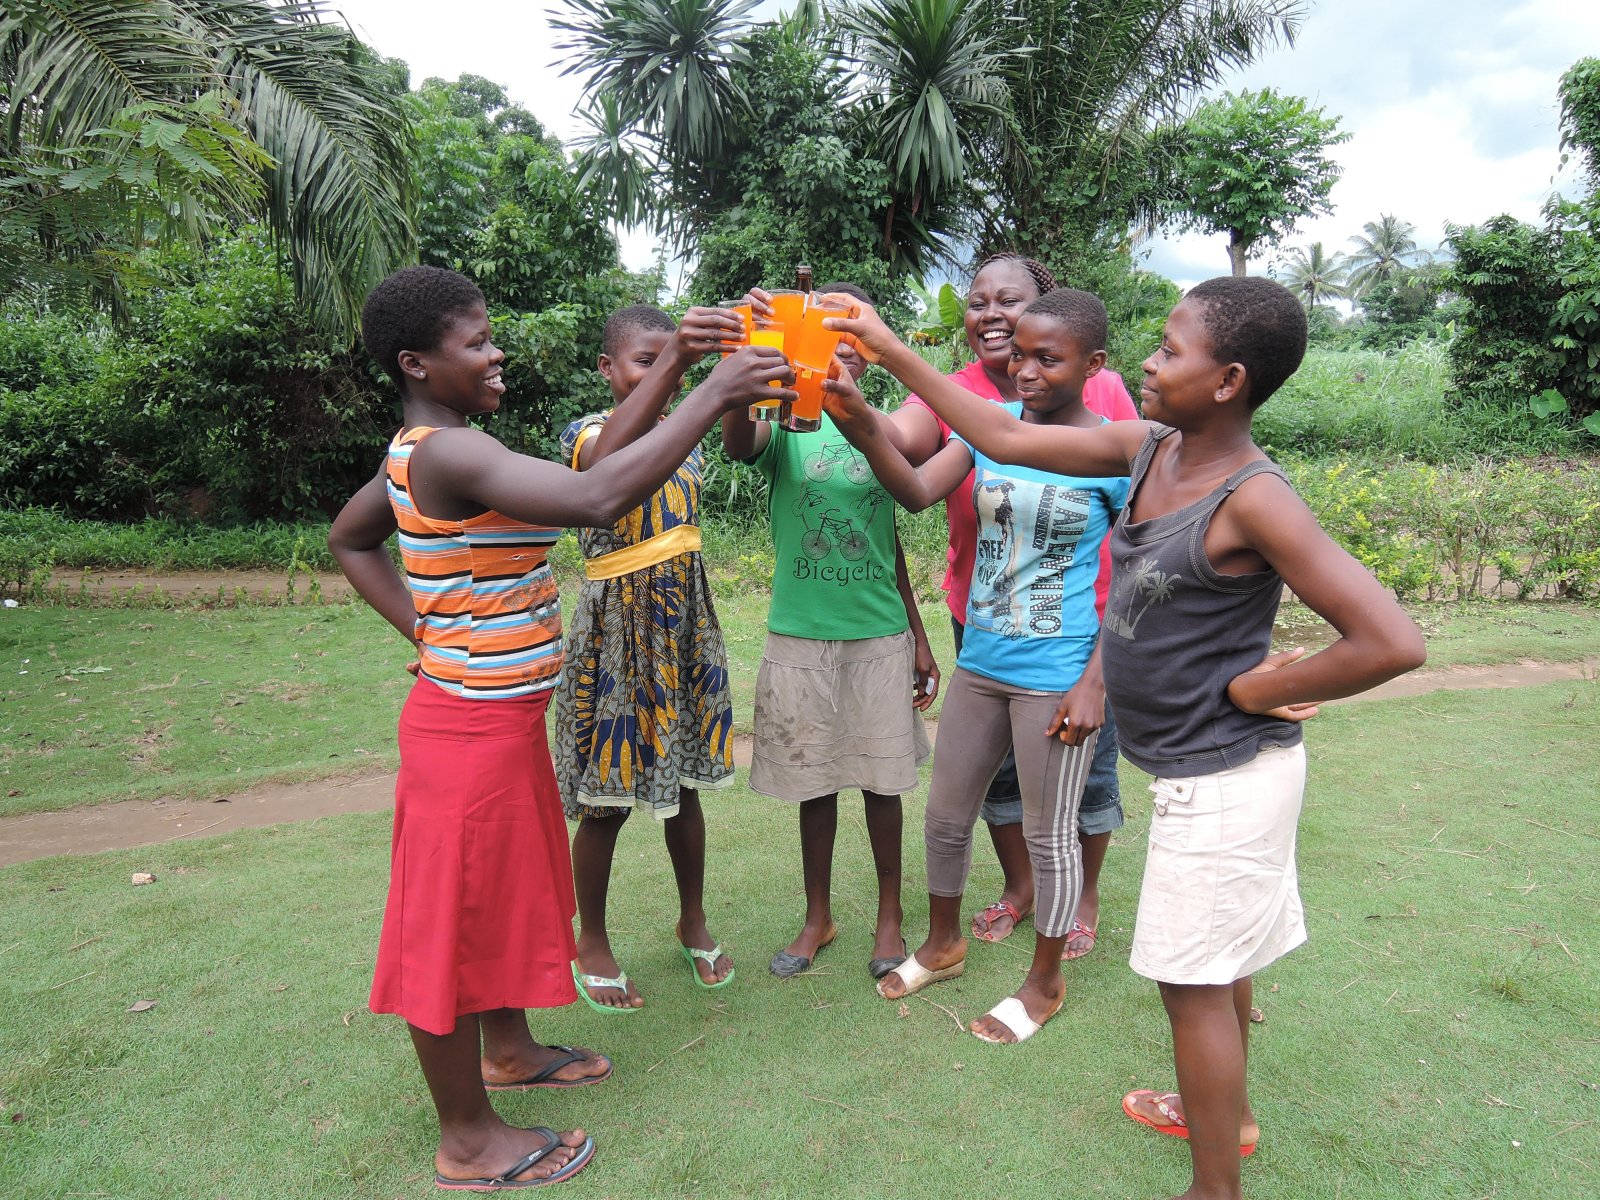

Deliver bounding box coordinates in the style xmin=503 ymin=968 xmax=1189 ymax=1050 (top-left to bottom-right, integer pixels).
xmin=676 ymin=918 xmax=732 ymax=985
xmin=435 ymin=1126 xmax=590 ymax=1187
xmin=969 ymin=976 xmax=1064 ymax=1043
xmin=877 ymin=936 xmax=966 ymax=1000
xmin=1124 ymin=1090 xmax=1260 ymax=1147
xmin=970 ymin=894 xmax=1034 ymax=942
xmin=482 ymin=1044 xmax=611 ymax=1088
xmin=574 ymin=945 xmax=643 ymax=1009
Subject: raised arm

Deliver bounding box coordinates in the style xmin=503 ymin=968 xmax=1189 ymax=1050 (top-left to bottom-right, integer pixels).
xmin=581 ymin=306 xmax=744 ymax=470
xmin=327 ymin=464 xmax=416 ymax=644
xmin=822 ymin=367 xmax=972 ymax=512
xmin=431 ymin=346 xmax=793 ymax=529
xmin=826 ymin=300 xmax=1145 ymax=479
xmin=1224 ymin=476 xmax=1426 ymax=716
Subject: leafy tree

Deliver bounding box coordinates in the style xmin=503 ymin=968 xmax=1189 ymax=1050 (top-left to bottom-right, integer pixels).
xmin=1164 ymin=88 xmax=1347 ymax=276
xmin=1353 ymin=261 xmax=1453 ymax=350
xmin=1346 ymin=214 xmax=1420 ymax=295
xmin=978 ymin=0 xmax=1307 ymax=262
xmin=1559 ymin=56 xmax=1600 ymax=188
xmin=0 ymin=0 xmax=415 ymax=330
xmin=1277 ymin=241 xmax=1350 ymax=312
xmin=1444 ymin=215 xmax=1564 ymax=412
xmin=833 ymin=0 xmax=1014 ymax=256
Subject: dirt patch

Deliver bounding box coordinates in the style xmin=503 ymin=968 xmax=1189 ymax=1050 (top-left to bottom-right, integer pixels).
xmin=4 ymin=656 xmax=1593 ymax=870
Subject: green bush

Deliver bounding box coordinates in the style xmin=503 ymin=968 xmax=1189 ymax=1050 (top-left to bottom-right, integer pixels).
xmin=1286 ymin=458 xmax=1600 ymax=600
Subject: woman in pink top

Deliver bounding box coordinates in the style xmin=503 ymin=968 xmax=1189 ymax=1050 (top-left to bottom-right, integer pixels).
xmin=885 ymin=254 xmax=1139 ymax=960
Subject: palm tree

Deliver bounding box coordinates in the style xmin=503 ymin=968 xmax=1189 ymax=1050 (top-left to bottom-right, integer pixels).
xmin=1278 ymin=241 xmax=1350 ymax=311
xmin=1346 ymin=214 xmax=1418 ymax=294
xmin=833 ymin=0 xmax=1016 ymax=236
xmin=553 ymin=0 xmax=759 ymax=175
xmin=980 ymin=0 xmax=1308 ymax=256
xmin=0 ymin=0 xmax=414 ymax=330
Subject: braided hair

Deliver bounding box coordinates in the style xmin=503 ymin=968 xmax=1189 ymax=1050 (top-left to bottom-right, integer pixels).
xmin=973 ymin=252 xmax=1058 ymax=297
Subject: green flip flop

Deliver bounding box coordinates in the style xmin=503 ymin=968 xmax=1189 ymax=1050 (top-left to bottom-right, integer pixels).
xmin=571 ymin=960 xmax=639 ymax=1015
xmin=679 ymin=941 xmax=734 ymax=990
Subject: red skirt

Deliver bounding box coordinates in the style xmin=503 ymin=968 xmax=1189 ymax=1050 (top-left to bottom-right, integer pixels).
xmin=370 ymin=678 xmax=578 ymax=1035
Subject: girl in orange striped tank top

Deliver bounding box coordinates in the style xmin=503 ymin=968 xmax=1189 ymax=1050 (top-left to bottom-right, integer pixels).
xmin=328 ymin=267 xmax=793 ymax=1191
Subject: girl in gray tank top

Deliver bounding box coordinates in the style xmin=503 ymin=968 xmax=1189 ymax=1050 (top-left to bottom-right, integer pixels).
xmin=824 ymin=275 xmax=1426 ymax=1200
xmin=1100 ymin=426 xmax=1303 ymax=777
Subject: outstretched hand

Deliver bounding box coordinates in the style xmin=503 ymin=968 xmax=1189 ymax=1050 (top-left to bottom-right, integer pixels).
xmin=706 ymin=344 xmax=797 ymax=411
xmin=677 ymin=305 xmax=747 ymax=362
xmin=1227 ymin=646 xmax=1322 ymax=722
xmin=821 ymin=296 xmax=897 ymax=364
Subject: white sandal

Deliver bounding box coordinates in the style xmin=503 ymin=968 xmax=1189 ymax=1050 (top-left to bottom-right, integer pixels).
xmin=970 ymin=994 xmax=1062 ymax=1043
xmin=875 ymin=952 xmax=965 ymax=999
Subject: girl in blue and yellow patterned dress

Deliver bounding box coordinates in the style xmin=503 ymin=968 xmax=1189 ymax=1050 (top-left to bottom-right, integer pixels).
xmin=554 ymin=303 xmax=747 ymax=1011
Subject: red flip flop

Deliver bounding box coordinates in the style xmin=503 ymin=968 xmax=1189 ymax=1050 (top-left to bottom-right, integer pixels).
xmin=970 ymin=899 xmax=1031 ymax=942
xmin=1061 ymin=919 xmax=1097 ymax=961
xmin=1122 ymin=1090 xmax=1258 ymax=1158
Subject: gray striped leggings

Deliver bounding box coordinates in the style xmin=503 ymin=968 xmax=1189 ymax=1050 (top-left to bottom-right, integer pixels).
xmin=924 ymin=666 xmax=1097 ymax=939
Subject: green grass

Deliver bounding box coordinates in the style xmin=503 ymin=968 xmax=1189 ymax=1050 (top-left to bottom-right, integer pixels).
xmin=0 ymin=675 xmax=1595 ymax=1198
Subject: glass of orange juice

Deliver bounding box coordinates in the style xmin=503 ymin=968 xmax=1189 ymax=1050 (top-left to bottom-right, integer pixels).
xmin=748 ymin=290 xmax=805 ymax=421
xmin=781 ymin=296 xmax=856 ymax=432
xmin=716 ymin=300 xmax=753 ymax=358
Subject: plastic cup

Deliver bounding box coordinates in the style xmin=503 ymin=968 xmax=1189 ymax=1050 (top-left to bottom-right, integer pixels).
xmin=716 ymin=300 xmax=753 ymax=357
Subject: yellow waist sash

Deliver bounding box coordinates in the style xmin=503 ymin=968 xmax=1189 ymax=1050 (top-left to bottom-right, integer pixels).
xmin=584 ymin=525 xmax=702 ymax=581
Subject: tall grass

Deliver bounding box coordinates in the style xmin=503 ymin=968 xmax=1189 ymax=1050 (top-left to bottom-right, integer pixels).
xmin=1255 ymin=341 xmax=1584 ymax=461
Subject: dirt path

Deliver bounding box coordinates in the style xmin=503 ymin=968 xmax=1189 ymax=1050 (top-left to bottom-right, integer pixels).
xmin=48 ymin=567 xmax=356 ymax=603
xmin=2 ymin=657 xmax=1592 ymax=870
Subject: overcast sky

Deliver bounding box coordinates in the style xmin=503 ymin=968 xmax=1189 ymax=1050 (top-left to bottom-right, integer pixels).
xmin=331 ymin=0 xmax=1600 ymax=289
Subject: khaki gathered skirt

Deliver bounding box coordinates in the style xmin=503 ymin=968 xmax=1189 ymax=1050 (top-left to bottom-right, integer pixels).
xmin=748 ymin=630 xmax=931 ymax=802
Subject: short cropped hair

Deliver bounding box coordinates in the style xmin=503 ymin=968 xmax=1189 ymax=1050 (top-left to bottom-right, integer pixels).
xmin=361 ymin=266 xmax=486 ymax=386
xmin=1184 ymin=277 xmax=1308 ymax=408
xmin=602 ymin=304 xmax=675 ymax=358
xmin=816 ymin=281 xmax=874 ymax=306
xmin=1022 ymin=287 xmax=1108 ymax=354
xmin=973 ymin=252 xmax=1059 ymax=297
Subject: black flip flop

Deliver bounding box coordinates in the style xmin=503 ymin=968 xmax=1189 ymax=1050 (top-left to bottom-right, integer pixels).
xmin=869 ymin=938 xmax=908 ymax=980
xmin=484 ymin=1045 xmax=613 ymax=1091
xmin=435 ymin=1128 xmax=596 ymax=1190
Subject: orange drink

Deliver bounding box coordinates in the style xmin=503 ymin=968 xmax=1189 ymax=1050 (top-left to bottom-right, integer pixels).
xmin=790 ymin=295 xmax=855 ymax=373
xmin=748 ymin=326 xmax=786 ymax=420
xmin=784 ymin=366 xmax=826 ymax=433
xmin=779 ymin=296 xmax=855 ymax=432
xmin=748 ymin=290 xmax=805 ymax=421
xmin=716 ymin=300 xmax=753 ymax=357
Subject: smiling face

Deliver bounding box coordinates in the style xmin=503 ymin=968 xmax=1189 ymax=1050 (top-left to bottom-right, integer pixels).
xmin=1007 ymin=313 xmax=1103 ymax=424
xmin=1139 ymin=299 xmax=1229 ymax=428
xmin=965 ymin=259 xmax=1042 ymax=378
xmin=407 ymin=303 xmax=505 ymax=415
xmin=598 ymin=329 xmax=674 ymax=404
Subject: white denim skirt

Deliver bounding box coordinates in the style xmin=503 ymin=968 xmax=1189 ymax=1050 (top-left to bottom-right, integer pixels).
xmin=1129 ymin=742 xmax=1308 ymax=985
